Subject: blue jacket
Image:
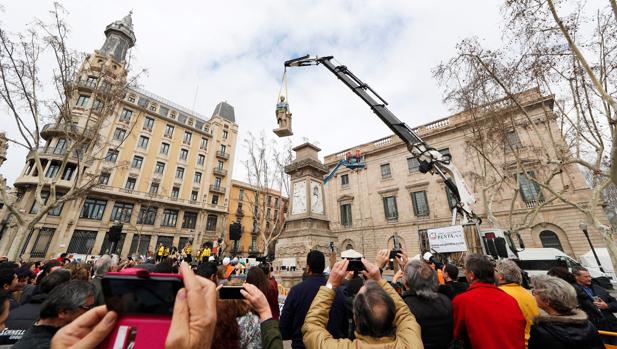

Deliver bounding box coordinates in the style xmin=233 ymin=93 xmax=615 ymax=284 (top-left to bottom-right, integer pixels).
xmin=279 ymin=274 xmax=347 ymax=349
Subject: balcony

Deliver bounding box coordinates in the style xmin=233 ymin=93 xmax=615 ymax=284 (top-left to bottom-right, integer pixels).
xmin=209 ymin=185 xmax=226 ymax=194
xmin=213 ymin=168 xmax=227 ymax=176
xmin=40 ymin=123 xmax=96 ymax=141
xmin=524 ymin=199 xmax=545 ymax=208
xmin=216 ymin=151 xmax=229 ymax=160
xmin=27 ymin=147 xmax=92 ymax=165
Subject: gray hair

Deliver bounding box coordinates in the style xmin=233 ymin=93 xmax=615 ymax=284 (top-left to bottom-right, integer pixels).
xmin=93 ymin=255 xmax=112 ymax=277
xmin=495 ymin=259 xmax=523 ymax=285
xmin=40 ymin=280 xmax=94 ymax=319
xmin=404 ymin=260 xmax=438 ymax=299
xmin=532 ymin=275 xmax=578 ymax=315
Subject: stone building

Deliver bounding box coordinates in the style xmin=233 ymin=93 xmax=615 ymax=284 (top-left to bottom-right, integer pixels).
xmin=3 ymin=14 xmax=238 ymax=259
xmin=323 ymin=89 xmax=607 ymax=262
xmin=227 ymin=179 xmax=287 ymax=256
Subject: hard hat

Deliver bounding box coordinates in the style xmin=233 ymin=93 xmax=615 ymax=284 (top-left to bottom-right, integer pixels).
xmin=223 ymin=257 xmax=230 ymax=265
xmin=423 ymin=252 xmax=433 ymax=261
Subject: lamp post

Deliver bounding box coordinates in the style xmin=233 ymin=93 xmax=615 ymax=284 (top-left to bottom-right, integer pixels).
xmin=580 ymin=222 xmax=605 ymax=273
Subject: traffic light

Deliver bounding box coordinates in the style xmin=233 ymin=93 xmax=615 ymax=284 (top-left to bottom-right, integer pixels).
xmin=229 ymin=222 xmax=242 ymax=241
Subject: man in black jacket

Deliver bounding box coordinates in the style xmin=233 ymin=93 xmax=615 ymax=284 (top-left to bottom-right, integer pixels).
xmin=279 ymin=250 xmax=347 ymax=349
xmin=438 ymin=264 xmax=468 ymax=300
xmin=573 ymin=266 xmax=617 ymax=344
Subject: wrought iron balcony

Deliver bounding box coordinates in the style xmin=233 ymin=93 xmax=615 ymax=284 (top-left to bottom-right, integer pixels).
xmin=216 ymin=151 xmax=229 ymax=160
xmin=213 ymin=167 xmax=227 ymax=176
xmin=209 ymin=185 xmax=226 ymax=194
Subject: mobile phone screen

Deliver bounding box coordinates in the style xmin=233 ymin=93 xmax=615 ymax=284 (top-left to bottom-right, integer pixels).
xmin=102 ymin=276 xmax=183 ymax=315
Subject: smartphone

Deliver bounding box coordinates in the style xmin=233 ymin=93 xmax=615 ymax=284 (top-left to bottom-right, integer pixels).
xmin=346 ymin=258 xmax=365 ymax=272
xmin=219 ymin=286 xmax=245 ymax=299
xmin=99 ymin=271 xmax=183 ymax=349
xmin=389 ymin=250 xmax=402 ymax=260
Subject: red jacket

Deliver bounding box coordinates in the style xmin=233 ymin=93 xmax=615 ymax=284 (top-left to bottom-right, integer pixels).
xmin=268 ymin=277 xmax=280 ymax=320
xmin=453 ymin=282 xmax=525 ymax=349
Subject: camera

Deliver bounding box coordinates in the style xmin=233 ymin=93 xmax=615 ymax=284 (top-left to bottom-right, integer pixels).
xmin=346 ymin=258 xmax=365 ymax=272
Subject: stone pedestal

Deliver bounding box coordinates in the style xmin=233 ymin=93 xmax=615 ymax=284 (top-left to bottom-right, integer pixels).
xmin=273 ymin=142 xmax=336 ymax=287
xmin=273 ymin=111 xmax=293 ymax=137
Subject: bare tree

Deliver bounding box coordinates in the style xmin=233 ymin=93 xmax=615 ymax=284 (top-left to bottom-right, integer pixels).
xmin=0 ymin=4 xmax=141 ymax=259
xmin=242 ymin=131 xmax=291 ymax=256
xmin=434 ymin=0 xmax=617 ymax=265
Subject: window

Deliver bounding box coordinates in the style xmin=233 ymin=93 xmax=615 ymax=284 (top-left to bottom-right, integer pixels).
xmin=125 ymin=177 xmax=137 ymax=190
xmin=223 ymin=130 xmax=228 ymax=139
xmin=179 ymin=149 xmax=189 ymax=161
xmin=155 ymin=162 xmax=165 ymax=174
xmin=380 ymin=163 xmax=392 ymax=179
xmin=129 ymin=234 xmax=151 ymax=256
xmin=200 ymin=138 xmax=208 ymax=150
xmin=149 ymin=182 xmax=159 ymax=194
xmin=267 ymin=195 xmax=272 ymax=206
xmin=111 ymin=202 xmax=134 ymax=223
xmin=197 ymin=154 xmax=205 ymax=166
xmin=211 ymin=194 xmax=219 ymax=205
xmin=30 ymin=228 xmax=54 ymax=258
xmin=182 ymin=212 xmax=198 ymax=229
xmin=251 ymin=235 xmax=257 ymax=251
xmin=382 ymin=196 xmax=398 ymax=220
xmin=113 ymin=128 xmax=126 ymax=141
xmin=99 ymin=172 xmax=110 ymax=185
xmin=85 ymin=76 xmax=97 ymax=87
xmin=46 ymin=163 xmax=61 ymax=178
xmin=54 ymin=139 xmax=67 ymax=154
xmin=100 ymin=232 xmax=126 ymax=255
xmin=340 ymin=203 xmax=352 ymax=227
xmin=220 ymin=144 xmax=227 ymax=153
xmin=518 ymin=172 xmax=544 ymax=203
xmin=239 ymin=189 xmax=245 ymax=201
xmin=206 ymin=215 xmax=218 ymax=231
xmin=76 ymin=95 xmax=90 ymax=107
xmin=132 ymin=155 xmax=143 ymax=169
xmin=171 ymin=187 xmax=180 ymax=199
xmin=30 ymin=192 xmax=63 ymax=216
xmin=137 ymin=206 xmax=157 ymax=225
xmin=194 ymin=172 xmax=202 ymax=183
xmin=67 ymin=230 xmax=98 ymax=254
xmin=178 ymin=114 xmax=188 ymax=124
xmin=105 ymin=149 xmax=119 ymax=163
xmin=411 ymin=191 xmax=430 ymax=217
xmin=341 ymin=174 xmax=349 ymax=186
xmin=407 ymin=157 xmax=420 ymax=172
xmin=120 ymin=108 xmax=133 ymax=121
xmin=164 ymin=124 xmax=174 ymax=138
xmin=175 ymin=167 xmax=184 ymax=179
xmin=160 ymin=143 xmax=170 ymax=155
xmin=217 ymin=160 xmax=224 ymax=170
xmin=137 ymin=136 xmax=149 ymax=149
xmin=275 ymin=197 xmax=279 ymax=208
xmin=539 ymin=230 xmax=563 ymax=251
xmin=183 ymin=131 xmax=192 ymax=144
xmin=161 ymin=209 xmax=178 ymax=227
xmin=506 ymin=130 xmax=521 ymax=149
xmin=191 ymin=190 xmax=198 ymax=202
xmin=214 ymin=177 xmax=221 ymax=187
xmin=93 ymin=99 xmax=104 ymax=112
xmin=418 ymin=229 xmax=429 ymax=254
xmin=80 ymin=198 xmax=107 ymax=220
xmin=137 ymin=97 xmax=149 ymax=107
xmin=445 ymin=186 xmax=458 ymax=209
xmin=62 ymin=165 xmax=75 ymax=180
xmin=143 ymin=117 xmax=155 ymax=130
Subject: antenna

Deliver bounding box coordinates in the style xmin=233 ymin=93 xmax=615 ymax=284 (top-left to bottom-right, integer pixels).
xmin=191 ymin=84 xmax=200 ymax=111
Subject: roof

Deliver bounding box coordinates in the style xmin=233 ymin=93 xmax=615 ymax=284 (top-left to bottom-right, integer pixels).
xmin=212 ymin=101 xmax=235 ymax=122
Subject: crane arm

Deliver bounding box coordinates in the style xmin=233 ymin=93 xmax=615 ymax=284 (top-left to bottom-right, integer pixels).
xmin=285 ymin=55 xmax=478 ymax=223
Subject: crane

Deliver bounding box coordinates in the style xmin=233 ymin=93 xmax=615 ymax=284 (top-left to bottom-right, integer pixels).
xmin=284 ymin=55 xmax=478 ymax=225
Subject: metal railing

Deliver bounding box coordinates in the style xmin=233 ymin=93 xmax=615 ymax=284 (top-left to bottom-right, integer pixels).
xmin=213 ymin=168 xmax=227 ymax=176
xmin=209 ymin=185 xmax=226 ymax=194
xmin=216 ymin=151 xmax=229 ymax=159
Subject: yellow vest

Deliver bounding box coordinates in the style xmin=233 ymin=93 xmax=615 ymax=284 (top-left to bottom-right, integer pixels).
xmin=157 ymin=246 xmax=164 ymax=256
xmin=185 ymin=246 xmax=192 ymax=255
xmin=500 ymin=283 xmax=540 ymax=348
xmin=201 ymin=248 xmax=211 ymax=258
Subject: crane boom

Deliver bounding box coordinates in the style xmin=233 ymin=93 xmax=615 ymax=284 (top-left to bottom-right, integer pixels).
xmin=284 ymin=55 xmax=478 ymax=224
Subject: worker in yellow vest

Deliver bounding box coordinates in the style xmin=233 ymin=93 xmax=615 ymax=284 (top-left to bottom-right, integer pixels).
xmin=164 ymin=246 xmax=170 ymax=258
xmin=156 ymin=243 xmax=165 ymax=263
xmin=183 ymin=242 xmax=193 ymax=264
xmin=201 ymin=242 xmax=212 ymax=263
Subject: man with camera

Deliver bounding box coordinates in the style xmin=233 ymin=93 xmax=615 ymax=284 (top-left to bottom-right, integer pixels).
xmin=302 ymin=258 xmax=422 ymax=348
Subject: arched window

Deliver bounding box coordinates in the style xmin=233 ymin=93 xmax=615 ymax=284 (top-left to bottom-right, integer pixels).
xmin=540 ymin=230 xmax=563 ymax=251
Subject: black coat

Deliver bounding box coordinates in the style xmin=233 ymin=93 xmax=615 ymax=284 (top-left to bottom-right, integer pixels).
xmin=528 ymin=310 xmax=604 ymax=349
xmin=402 ymin=291 xmax=453 ymax=349
xmin=574 ymin=282 xmax=617 ymax=332
xmin=5 ymin=293 xmax=48 ymax=330
xmin=438 ymin=281 xmax=468 ymax=300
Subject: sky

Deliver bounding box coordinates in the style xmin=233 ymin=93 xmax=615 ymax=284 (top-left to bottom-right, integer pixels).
xmin=0 ymin=1 xmax=506 ymax=186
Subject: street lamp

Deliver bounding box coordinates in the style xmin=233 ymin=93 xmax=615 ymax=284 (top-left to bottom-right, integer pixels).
xmin=579 ymin=222 xmax=605 ymax=273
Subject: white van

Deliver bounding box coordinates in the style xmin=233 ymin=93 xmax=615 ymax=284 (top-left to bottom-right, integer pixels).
xmin=516 ymin=248 xmax=608 ymax=279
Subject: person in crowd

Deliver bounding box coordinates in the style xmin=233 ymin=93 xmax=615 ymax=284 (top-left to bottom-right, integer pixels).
xmin=495 ymin=259 xmax=539 ymax=348
xmin=572 ymin=266 xmax=617 ymax=342
xmin=402 ymin=259 xmax=453 ymax=349
xmin=453 ymin=254 xmax=525 ymax=349
xmin=423 ymin=252 xmax=445 ymax=284
xmin=201 ymin=242 xmax=212 ymax=262
xmin=528 ymin=275 xmax=604 ymax=349
xmin=90 ymin=255 xmax=112 ymax=306
xmin=280 ymin=250 xmax=347 ymax=349
xmin=68 ymin=263 xmax=90 ymax=281
xmin=183 ymin=242 xmax=193 ymax=264
xmin=223 ymin=257 xmax=235 ymax=280
xmin=7 ymin=269 xmax=71 ymax=331
xmin=302 ymin=258 xmax=423 ymax=348
xmin=31 ymin=262 xmax=41 ymax=276
xmin=242 ymin=283 xmax=283 ymax=349
xmin=14 ymin=265 xmax=34 ymax=305
xmin=0 ymin=267 xmax=20 ymax=309
xmin=259 ymin=262 xmax=280 ymax=321
xmin=0 ymin=290 xmax=17 ymax=345
xmin=547 ymin=266 xmax=576 ymax=284
xmin=156 ymin=243 xmax=165 ymax=263
xmin=56 ymin=253 xmax=68 ymax=264
xmin=196 ymin=261 xmax=219 ymax=284
xmin=12 ymin=280 xmax=95 ymax=349
xmin=154 ymin=258 xmax=176 ymax=273
xmin=438 ymin=264 xmax=468 ymax=300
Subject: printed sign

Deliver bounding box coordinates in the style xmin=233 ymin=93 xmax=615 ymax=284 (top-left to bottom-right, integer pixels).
xmin=428 ymin=225 xmax=467 ymax=253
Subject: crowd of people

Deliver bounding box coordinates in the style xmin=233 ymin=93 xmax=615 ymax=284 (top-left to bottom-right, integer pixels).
xmin=0 ymin=247 xmax=611 ymax=348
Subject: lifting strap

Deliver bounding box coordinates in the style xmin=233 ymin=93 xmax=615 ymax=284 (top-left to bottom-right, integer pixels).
xmin=277 ymin=67 xmax=288 ymax=103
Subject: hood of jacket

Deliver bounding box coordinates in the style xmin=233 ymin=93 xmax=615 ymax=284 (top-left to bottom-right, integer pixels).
xmin=534 ymin=309 xmax=597 ymax=344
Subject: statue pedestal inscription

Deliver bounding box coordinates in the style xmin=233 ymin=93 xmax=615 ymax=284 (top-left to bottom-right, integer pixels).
xmin=273 ymin=142 xmax=336 ymax=288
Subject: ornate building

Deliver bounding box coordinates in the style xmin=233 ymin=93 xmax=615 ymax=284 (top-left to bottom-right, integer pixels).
xmin=323 ymin=90 xmax=607 ymax=262
xmin=4 ymin=14 xmax=238 ymax=259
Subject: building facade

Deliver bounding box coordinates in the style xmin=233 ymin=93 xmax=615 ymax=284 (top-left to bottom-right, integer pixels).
xmin=5 ymin=14 xmax=238 ymax=259
xmin=227 ymin=180 xmax=287 ymax=256
xmin=323 ymin=90 xmax=608 ymax=262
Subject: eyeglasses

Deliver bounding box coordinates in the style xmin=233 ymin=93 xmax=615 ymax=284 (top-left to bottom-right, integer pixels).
xmin=80 ymin=303 xmax=95 ymax=311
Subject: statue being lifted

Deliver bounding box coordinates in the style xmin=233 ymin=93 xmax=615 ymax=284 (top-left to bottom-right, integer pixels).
xmin=273 ymin=95 xmax=293 ymax=137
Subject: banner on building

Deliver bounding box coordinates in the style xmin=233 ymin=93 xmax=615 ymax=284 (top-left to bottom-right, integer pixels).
xmin=428 ymin=225 xmax=468 ymax=253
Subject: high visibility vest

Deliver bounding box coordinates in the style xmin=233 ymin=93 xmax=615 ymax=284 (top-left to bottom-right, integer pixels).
xmin=157 ymin=246 xmax=164 ymax=256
